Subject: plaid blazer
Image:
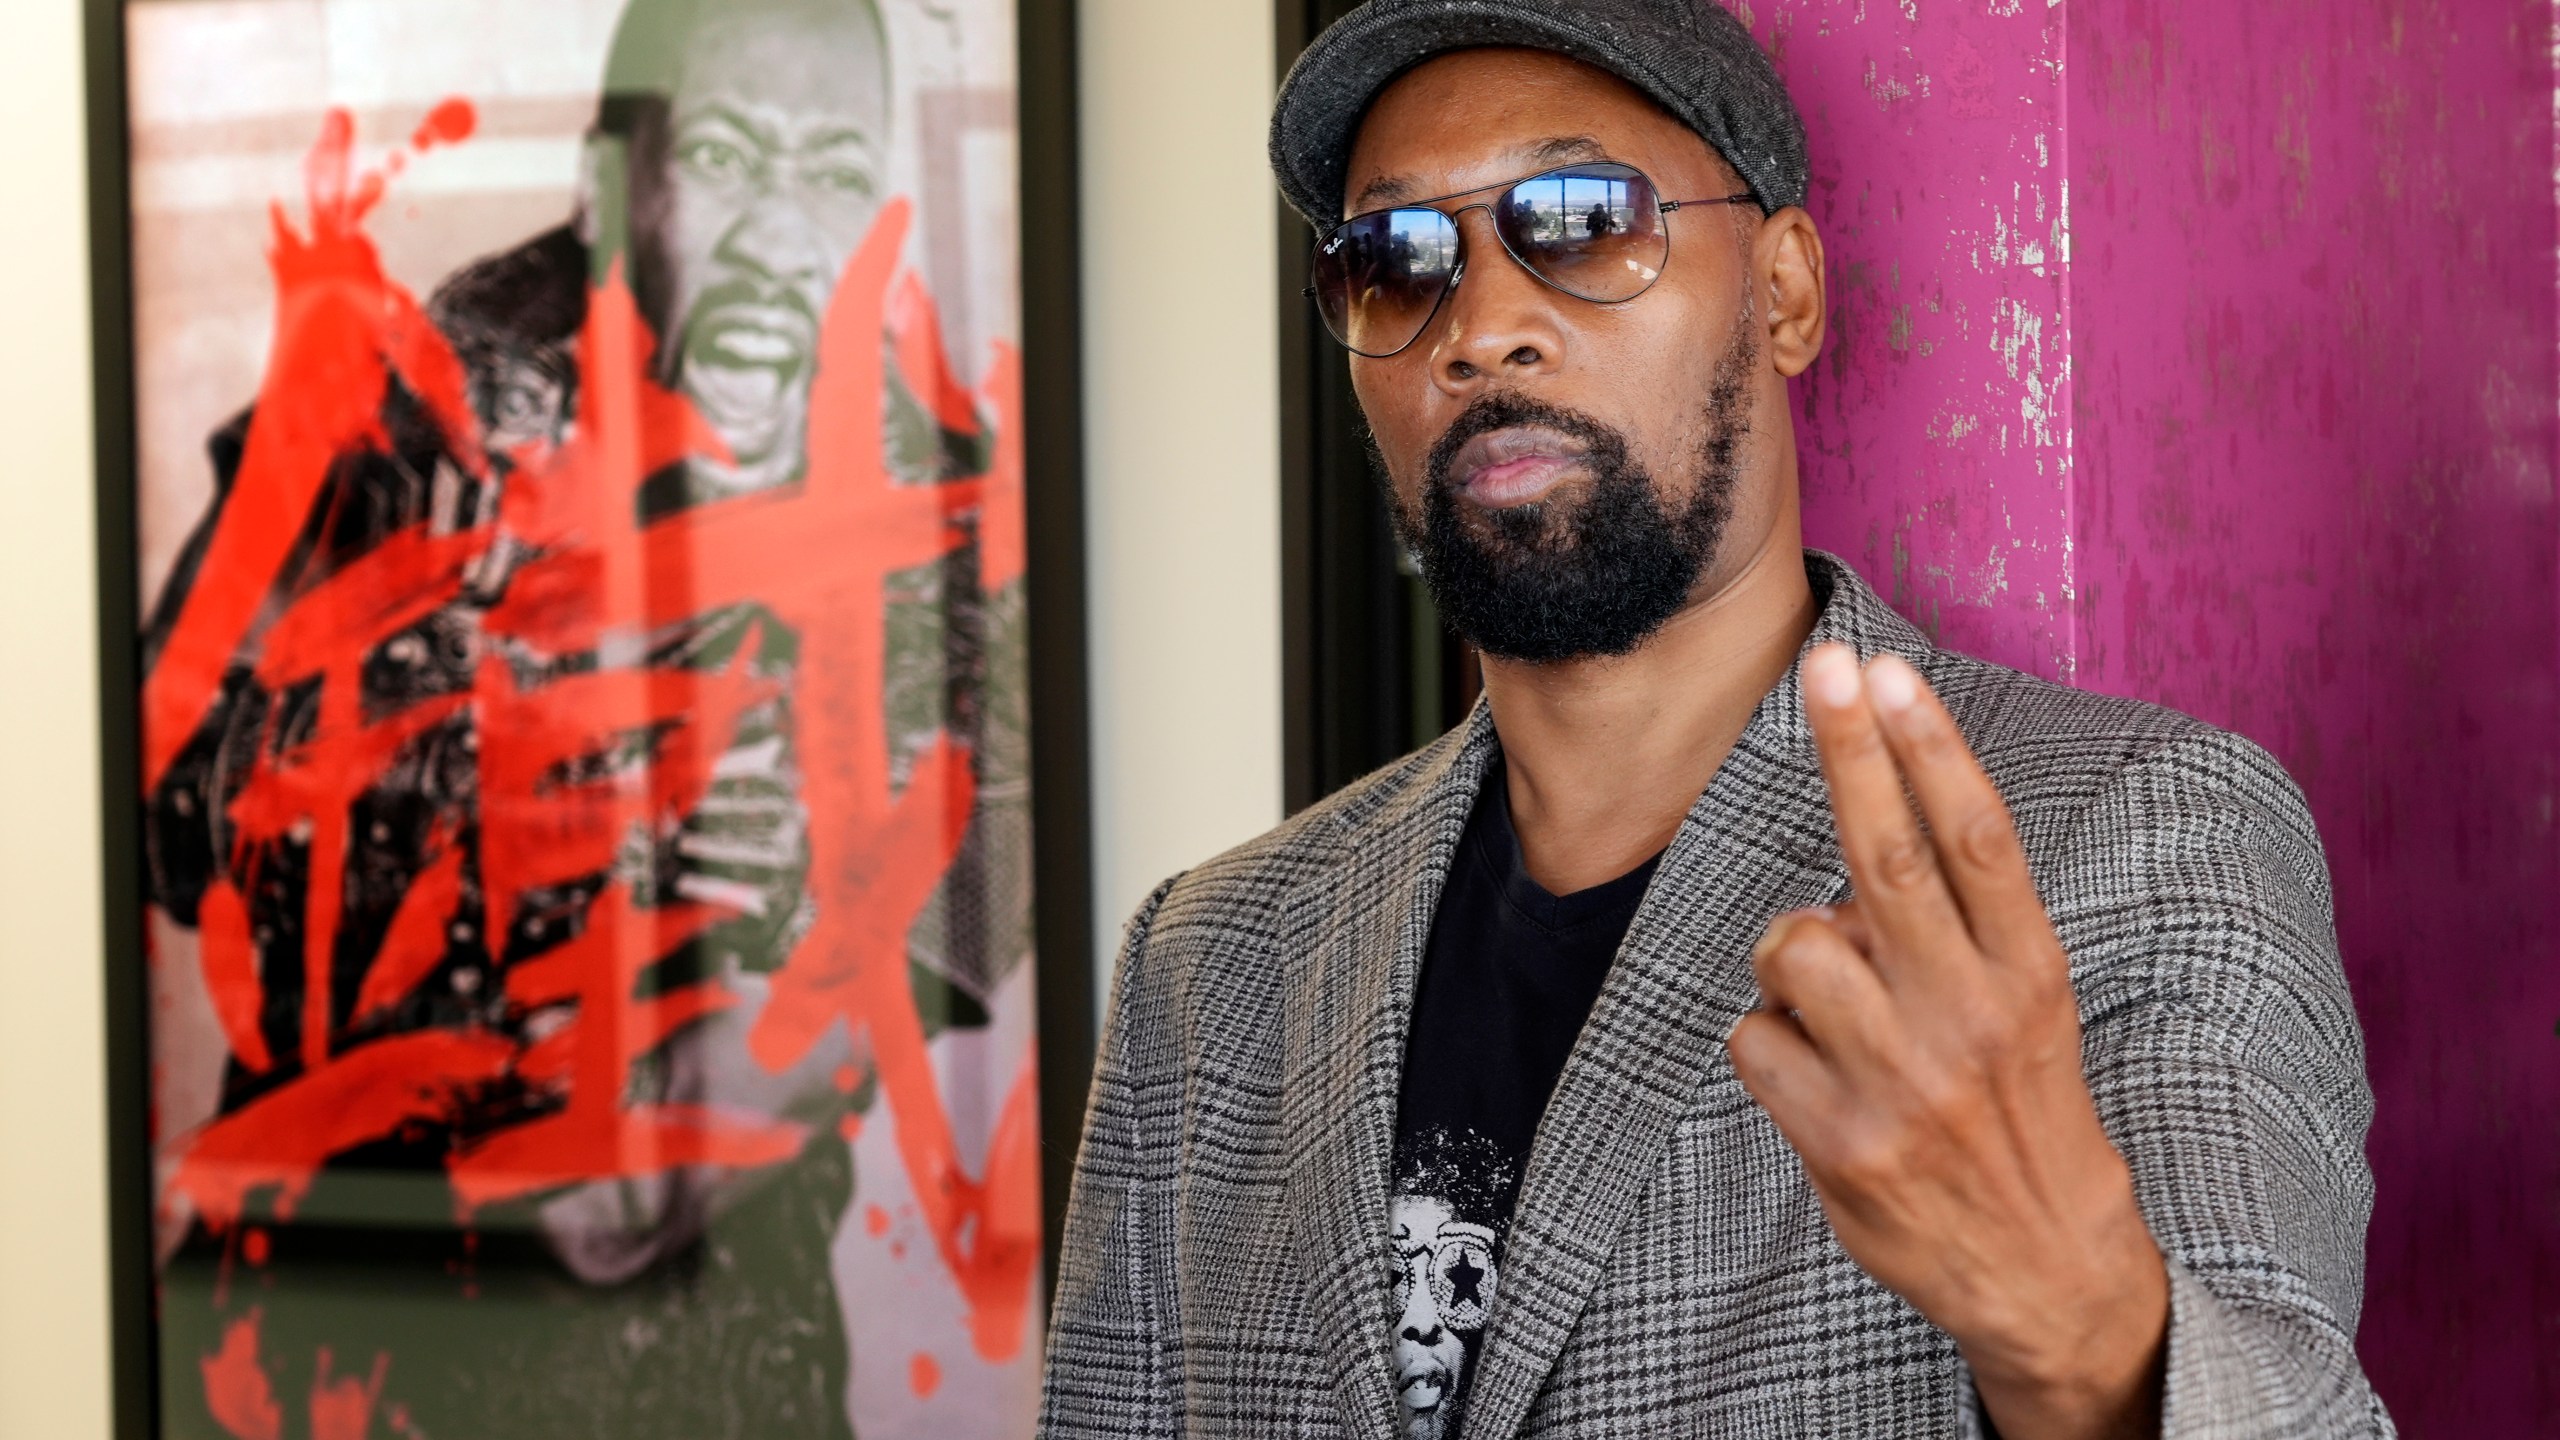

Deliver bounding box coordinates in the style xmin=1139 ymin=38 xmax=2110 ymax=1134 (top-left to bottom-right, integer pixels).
xmin=1040 ymin=552 xmax=2390 ymax=1439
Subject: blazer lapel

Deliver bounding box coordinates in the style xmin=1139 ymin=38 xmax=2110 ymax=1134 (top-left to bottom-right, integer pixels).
xmin=1281 ymin=708 xmax=1499 ymax=1440
xmin=1457 ymin=553 xmax=1930 ymax=1440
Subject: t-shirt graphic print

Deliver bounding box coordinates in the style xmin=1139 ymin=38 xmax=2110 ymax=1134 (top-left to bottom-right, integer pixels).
xmin=1388 ymin=755 xmax=1661 ymax=1439
xmin=1391 ymin=1126 xmax=1516 ymax=1440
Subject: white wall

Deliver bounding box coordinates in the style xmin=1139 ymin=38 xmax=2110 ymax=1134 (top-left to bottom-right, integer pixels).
xmin=1077 ymin=0 xmax=1286 ymax=977
xmin=0 ymin=3 xmax=115 ymax=1437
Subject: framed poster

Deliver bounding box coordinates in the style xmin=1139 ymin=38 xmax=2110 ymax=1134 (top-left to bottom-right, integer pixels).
xmin=89 ymin=0 xmax=1090 ymax=1435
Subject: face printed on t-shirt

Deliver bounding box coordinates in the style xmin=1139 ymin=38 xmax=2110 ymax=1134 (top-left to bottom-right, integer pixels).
xmin=1390 ymin=1193 xmax=1501 ymax=1440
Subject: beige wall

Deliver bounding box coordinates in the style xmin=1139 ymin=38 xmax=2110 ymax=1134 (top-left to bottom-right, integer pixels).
xmin=0 ymin=1 xmax=115 ymax=1436
xmin=1078 ymin=0 xmax=1286 ymax=972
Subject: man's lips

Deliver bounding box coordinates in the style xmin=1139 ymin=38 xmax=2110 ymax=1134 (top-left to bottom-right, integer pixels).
xmin=1446 ymin=425 xmax=1589 ymax=507
xmin=688 ymin=302 xmax=815 ymax=374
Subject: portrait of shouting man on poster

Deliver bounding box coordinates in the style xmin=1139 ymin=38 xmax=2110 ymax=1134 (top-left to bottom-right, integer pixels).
xmin=1039 ymin=2 xmax=2389 ymax=1437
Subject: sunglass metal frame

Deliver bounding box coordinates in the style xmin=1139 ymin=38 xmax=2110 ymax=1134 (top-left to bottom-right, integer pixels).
xmin=1305 ymin=161 xmax=1759 ymax=358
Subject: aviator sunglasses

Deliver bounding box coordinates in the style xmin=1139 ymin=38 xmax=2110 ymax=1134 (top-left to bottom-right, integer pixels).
xmin=1308 ymin=161 xmax=1757 ymax=358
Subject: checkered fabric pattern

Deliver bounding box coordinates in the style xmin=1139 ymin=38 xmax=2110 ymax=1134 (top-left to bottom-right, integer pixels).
xmin=1039 ymin=552 xmax=2392 ymax=1439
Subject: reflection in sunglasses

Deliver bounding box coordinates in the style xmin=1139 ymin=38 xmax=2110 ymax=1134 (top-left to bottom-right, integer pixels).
xmin=1309 ymin=161 xmax=1752 ymax=357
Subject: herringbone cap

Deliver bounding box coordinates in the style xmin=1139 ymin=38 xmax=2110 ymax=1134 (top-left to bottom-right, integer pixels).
xmin=1270 ymin=0 xmax=1809 ymax=228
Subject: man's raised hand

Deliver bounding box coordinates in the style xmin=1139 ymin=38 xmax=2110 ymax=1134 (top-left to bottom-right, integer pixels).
xmin=1726 ymin=644 xmax=2170 ymax=1440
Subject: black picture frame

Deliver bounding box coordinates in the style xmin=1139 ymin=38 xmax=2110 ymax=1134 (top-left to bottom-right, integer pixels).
xmin=84 ymin=0 xmax=153 ymax=1431
xmin=84 ymin=3 xmax=1093 ymax=1432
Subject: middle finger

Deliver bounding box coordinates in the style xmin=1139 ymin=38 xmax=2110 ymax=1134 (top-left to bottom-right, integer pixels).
xmin=1801 ymin=644 xmax=1970 ymax=970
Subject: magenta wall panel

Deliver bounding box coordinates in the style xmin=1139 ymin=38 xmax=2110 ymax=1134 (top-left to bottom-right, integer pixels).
xmin=1751 ymin=0 xmax=2560 ymax=1429
xmin=1755 ymin=0 xmax=2078 ymax=679
xmin=2072 ymin=0 xmax=2559 ymax=1424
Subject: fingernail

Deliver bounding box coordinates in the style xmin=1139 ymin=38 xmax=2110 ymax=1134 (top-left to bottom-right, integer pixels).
xmin=1806 ymin=648 xmax=1861 ymax=707
xmin=1867 ymin=656 xmax=1919 ymax=712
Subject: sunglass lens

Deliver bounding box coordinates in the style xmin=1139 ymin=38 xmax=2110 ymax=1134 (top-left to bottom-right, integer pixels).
xmin=1495 ymin=163 xmax=1667 ymax=303
xmin=1312 ymin=208 xmax=1460 ymax=356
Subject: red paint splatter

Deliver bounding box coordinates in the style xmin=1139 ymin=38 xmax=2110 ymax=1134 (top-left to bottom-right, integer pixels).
xmin=908 ymin=1352 xmax=941 ymax=1399
xmin=242 ymin=1228 xmax=270 ymax=1266
xmin=837 ymin=1112 xmax=865 ymax=1141
xmin=201 ymin=1311 xmax=282 ymax=1440
xmin=308 ymin=1346 xmax=389 ymax=1440
xmin=150 ymin=106 xmax=1043 ymax=1369
xmin=409 ymin=97 xmax=476 ymax=152
xmin=864 ymin=1203 xmax=890 ymax=1237
xmin=832 ymin=1063 xmax=860 ymax=1092
xmin=141 ymin=106 xmax=483 ymax=796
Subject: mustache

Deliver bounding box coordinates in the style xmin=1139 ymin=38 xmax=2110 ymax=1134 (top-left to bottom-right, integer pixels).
xmin=1422 ymin=393 xmax=1634 ymax=498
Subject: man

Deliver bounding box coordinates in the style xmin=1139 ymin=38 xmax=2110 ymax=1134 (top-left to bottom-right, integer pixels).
xmin=144 ymin=0 xmax=1015 ymax=1434
xmin=1040 ymin=3 xmax=2388 ymax=1437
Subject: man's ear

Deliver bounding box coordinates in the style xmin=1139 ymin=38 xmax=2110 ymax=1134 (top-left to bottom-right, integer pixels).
xmin=1757 ymin=207 xmax=1827 ymax=379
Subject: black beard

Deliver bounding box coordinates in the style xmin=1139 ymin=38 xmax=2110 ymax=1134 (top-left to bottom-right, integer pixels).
xmin=1382 ymin=329 xmax=1756 ymax=664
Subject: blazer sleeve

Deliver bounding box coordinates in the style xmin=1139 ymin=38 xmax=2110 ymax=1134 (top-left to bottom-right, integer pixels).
xmin=1037 ymin=873 xmax=1186 ymax=1439
xmin=2051 ymin=730 xmax=2395 ymax=1439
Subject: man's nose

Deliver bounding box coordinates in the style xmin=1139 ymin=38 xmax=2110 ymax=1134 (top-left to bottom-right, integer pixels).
xmin=1396 ymin=1275 xmax=1441 ymax=1332
xmin=715 ymin=186 xmax=832 ymax=287
xmin=1427 ymin=209 xmax=1567 ymax=399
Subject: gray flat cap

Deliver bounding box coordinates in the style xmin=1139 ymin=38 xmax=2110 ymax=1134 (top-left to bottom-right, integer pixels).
xmin=1270 ymin=0 xmax=1808 ymax=229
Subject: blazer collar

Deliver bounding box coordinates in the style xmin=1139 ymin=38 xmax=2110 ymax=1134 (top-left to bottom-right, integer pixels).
xmin=1281 ymin=701 xmax=1500 ymax=1440
xmin=1279 ymin=552 xmax=1932 ymax=1440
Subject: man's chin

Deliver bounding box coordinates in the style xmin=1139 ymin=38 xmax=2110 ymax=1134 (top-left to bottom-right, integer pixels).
xmin=681 ymin=393 xmax=800 ymax=478
xmin=1397 ymin=1367 xmax=1454 ymax=1428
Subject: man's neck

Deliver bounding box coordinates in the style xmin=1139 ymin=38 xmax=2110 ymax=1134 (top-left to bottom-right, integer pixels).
xmin=1481 ymin=522 xmax=1817 ymax=896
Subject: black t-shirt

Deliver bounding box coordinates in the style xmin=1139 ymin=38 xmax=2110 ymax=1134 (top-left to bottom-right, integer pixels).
xmin=1389 ymin=757 xmax=1661 ymax=1440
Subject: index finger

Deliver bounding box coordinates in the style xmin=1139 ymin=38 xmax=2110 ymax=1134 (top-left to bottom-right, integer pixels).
xmin=1800 ymin=644 xmax=1969 ymax=968
xmin=1861 ymin=654 xmax=2051 ymax=965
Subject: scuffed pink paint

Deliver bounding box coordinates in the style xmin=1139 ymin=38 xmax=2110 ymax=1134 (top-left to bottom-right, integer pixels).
xmin=1752 ymin=0 xmax=2560 ymax=1428
xmin=1745 ymin=0 xmax=2077 ymax=677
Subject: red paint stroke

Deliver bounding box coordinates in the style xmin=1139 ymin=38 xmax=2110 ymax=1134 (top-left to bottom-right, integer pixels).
xmin=309 ymin=1346 xmax=389 ymax=1440
xmin=243 ymin=1227 xmax=271 ymax=1266
xmin=198 ymin=880 xmax=274 ymax=1073
xmin=409 ymin=97 xmax=476 ymax=152
xmin=202 ymin=1310 xmax=283 ymax=1440
xmin=449 ymin=888 xmax=803 ymax=1209
xmin=908 ymin=1352 xmax=942 ymax=1399
xmin=352 ymin=846 xmax=465 ymax=1024
xmin=888 ymin=272 xmax=983 ymax=435
xmin=473 ymin=203 xmax=1035 ymax=1352
xmin=864 ymin=1203 xmax=890 ymax=1237
xmin=140 ymin=108 xmax=484 ymax=795
xmin=473 ymin=650 xmax=777 ymax=947
xmin=226 ymin=683 xmax=470 ymax=1073
xmin=175 ymin=1031 xmax=517 ymax=1229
